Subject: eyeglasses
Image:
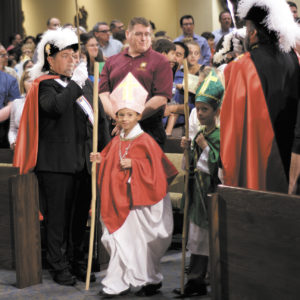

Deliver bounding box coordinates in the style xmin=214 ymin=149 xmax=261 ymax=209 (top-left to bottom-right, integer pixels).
xmin=182 ymin=22 xmax=194 ymax=26
xmin=0 ymin=53 xmax=8 ymax=58
xmin=133 ymin=32 xmax=151 ymax=38
xmin=98 ymin=30 xmax=110 ymax=34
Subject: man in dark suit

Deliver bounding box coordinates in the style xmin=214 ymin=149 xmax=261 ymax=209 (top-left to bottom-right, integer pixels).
xmin=13 ymin=28 xmax=110 ymax=285
xmin=221 ymin=0 xmax=300 ymax=193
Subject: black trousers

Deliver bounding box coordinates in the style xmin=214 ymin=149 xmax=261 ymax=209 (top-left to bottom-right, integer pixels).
xmin=37 ymin=170 xmax=91 ymax=272
xmin=69 ymin=169 xmax=91 ymax=264
xmin=187 ymin=254 xmax=208 ymax=282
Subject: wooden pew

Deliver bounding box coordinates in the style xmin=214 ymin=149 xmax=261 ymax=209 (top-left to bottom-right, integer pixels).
xmin=0 ymin=149 xmax=42 ymax=288
xmin=209 ymin=185 xmax=300 ymax=300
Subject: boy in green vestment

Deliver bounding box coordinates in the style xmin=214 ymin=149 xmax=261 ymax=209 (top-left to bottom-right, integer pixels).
xmin=174 ymin=69 xmax=224 ymax=297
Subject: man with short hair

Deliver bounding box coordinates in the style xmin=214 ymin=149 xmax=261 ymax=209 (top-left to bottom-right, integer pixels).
xmin=212 ymin=10 xmax=233 ymax=46
xmin=220 ymin=0 xmax=300 ymax=193
xmin=174 ymin=15 xmax=211 ymax=66
xmin=287 ymin=1 xmax=300 ymax=22
xmin=110 ymin=19 xmax=124 ymax=38
xmin=0 ymin=44 xmax=18 ymax=81
xmin=174 ymin=41 xmax=189 ymax=71
xmin=93 ymin=22 xmax=123 ymax=58
xmin=152 ymin=38 xmax=177 ymax=70
xmin=47 ymin=17 xmax=61 ymax=30
xmin=100 ymin=17 xmax=173 ymax=148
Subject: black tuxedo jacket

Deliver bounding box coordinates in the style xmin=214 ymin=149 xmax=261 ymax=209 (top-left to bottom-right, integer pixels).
xmin=36 ymin=78 xmax=110 ymax=173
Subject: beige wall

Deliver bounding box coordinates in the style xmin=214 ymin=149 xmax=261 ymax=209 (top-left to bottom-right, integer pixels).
xmin=22 ymin=0 xmax=221 ymax=38
xmin=22 ymin=0 xmax=76 ymax=35
xmin=176 ymin=0 xmax=216 ymax=36
xmin=295 ymin=0 xmax=300 ymax=9
xmin=82 ymin=0 xmax=178 ymax=38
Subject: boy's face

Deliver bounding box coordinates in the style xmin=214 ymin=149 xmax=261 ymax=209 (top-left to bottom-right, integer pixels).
xmin=162 ymin=50 xmax=176 ymax=68
xmin=207 ymin=38 xmax=215 ymax=50
xmin=116 ymin=108 xmax=142 ymax=134
xmin=187 ymin=44 xmax=201 ymax=66
xmin=195 ymin=102 xmax=219 ymax=126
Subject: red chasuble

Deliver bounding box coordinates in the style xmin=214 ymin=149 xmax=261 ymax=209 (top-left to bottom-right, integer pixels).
xmin=97 ymin=132 xmax=178 ymax=234
xmin=13 ymin=75 xmax=59 ymax=174
xmin=220 ymin=53 xmax=287 ymax=192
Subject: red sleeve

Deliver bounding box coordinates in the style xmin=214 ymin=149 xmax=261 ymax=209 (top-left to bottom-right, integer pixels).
xmin=130 ymin=134 xmax=178 ymax=206
xmin=98 ymin=133 xmax=178 ymax=234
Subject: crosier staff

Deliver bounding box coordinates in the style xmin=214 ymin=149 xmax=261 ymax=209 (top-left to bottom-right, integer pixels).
xmin=85 ymin=62 xmax=99 ymax=290
xmin=75 ymin=0 xmax=81 ymax=55
xmin=180 ymin=58 xmax=190 ymax=295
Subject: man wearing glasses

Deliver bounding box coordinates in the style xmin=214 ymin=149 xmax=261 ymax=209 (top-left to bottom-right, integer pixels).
xmin=110 ymin=19 xmax=125 ymax=38
xmin=99 ymin=17 xmax=173 ymax=148
xmin=0 ymin=44 xmax=18 ymax=81
xmin=174 ymin=15 xmax=211 ymax=66
xmin=93 ymin=22 xmax=123 ymax=59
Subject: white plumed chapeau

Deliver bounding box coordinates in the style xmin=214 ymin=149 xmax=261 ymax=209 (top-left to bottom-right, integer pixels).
xmin=238 ymin=0 xmax=300 ymax=52
xmin=29 ymin=27 xmax=78 ymax=80
xmin=213 ymin=27 xmax=246 ymax=65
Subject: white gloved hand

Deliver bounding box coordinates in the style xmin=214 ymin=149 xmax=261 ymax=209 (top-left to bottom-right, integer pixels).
xmin=71 ymin=61 xmax=88 ymax=88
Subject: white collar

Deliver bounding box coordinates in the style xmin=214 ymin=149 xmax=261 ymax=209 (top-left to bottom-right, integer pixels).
xmin=120 ymin=123 xmax=143 ymax=140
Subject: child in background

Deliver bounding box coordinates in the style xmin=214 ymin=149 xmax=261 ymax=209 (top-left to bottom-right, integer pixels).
xmin=90 ymin=72 xmax=178 ymax=298
xmin=173 ymin=69 xmax=224 ymax=297
xmin=165 ymin=40 xmax=210 ymax=136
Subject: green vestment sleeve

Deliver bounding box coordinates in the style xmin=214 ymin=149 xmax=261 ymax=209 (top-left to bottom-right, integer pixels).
xmin=181 ymin=127 xmax=220 ymax=229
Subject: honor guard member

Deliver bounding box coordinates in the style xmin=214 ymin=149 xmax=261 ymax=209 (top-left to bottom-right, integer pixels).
xmin=14 ymin=28 xmax=110 ymax=285
xmin=220 ymin=0 xmax=300 ymax=193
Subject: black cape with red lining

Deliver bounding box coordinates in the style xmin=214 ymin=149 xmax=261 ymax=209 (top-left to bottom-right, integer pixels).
xmin=221 ymin=44 xmax=300 ymax=192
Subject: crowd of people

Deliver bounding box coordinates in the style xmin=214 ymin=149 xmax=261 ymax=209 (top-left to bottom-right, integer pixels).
xmin=1 ymin=0 xmax=300 ymax=298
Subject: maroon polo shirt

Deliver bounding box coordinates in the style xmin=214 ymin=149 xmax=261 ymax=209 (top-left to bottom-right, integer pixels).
xmin=99 ymin=47 xmax=172 ymax=147
xmin=99 ymin=47 xmax=172 ymax=100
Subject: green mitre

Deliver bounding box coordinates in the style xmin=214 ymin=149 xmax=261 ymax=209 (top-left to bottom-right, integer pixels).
xmin=195 ymin=69 xmax=224 ymax=110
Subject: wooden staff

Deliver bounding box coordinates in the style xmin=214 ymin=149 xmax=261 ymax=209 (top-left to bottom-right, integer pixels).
xmin=180 ymin=58 xmax=190 ymax=295
xmin=85 ymin=62 xmax=99 ymax=290
xmin=75 ymin=0 xmax=81 ymax=55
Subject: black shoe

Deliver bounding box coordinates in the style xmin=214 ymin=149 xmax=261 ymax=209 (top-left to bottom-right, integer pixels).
xmin=173 ymin=279 xmax=207 ymax=297
xmin=98 ymin=288 xmax=130 ymax=298
xmin=53 ymin=269 xmax=76 ymax=286
xmin=71 ymin=264 xmax=96 ymax=282
xmin=135 ymin=282 xmax=162 ymax=297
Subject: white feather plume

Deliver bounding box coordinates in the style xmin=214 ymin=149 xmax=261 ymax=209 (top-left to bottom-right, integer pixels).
xmin=29 ymin=27 xmax=78 ymax=80
xmin=238 ymin=0 xmax=300 ymax=52
xmin=213 ymin=32 xmax=234 ymax=64
xmin=213 ymin=27 xmax=246 ymax=64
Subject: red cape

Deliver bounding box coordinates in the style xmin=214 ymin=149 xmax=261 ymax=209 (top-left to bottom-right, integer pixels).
xmin=97 ymin=132 xmax=178 ymax=233
xmin=220 ymin=53 xmax=276 ymax=191
xmin=13 ymin=75 xmax=59 ymax=174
